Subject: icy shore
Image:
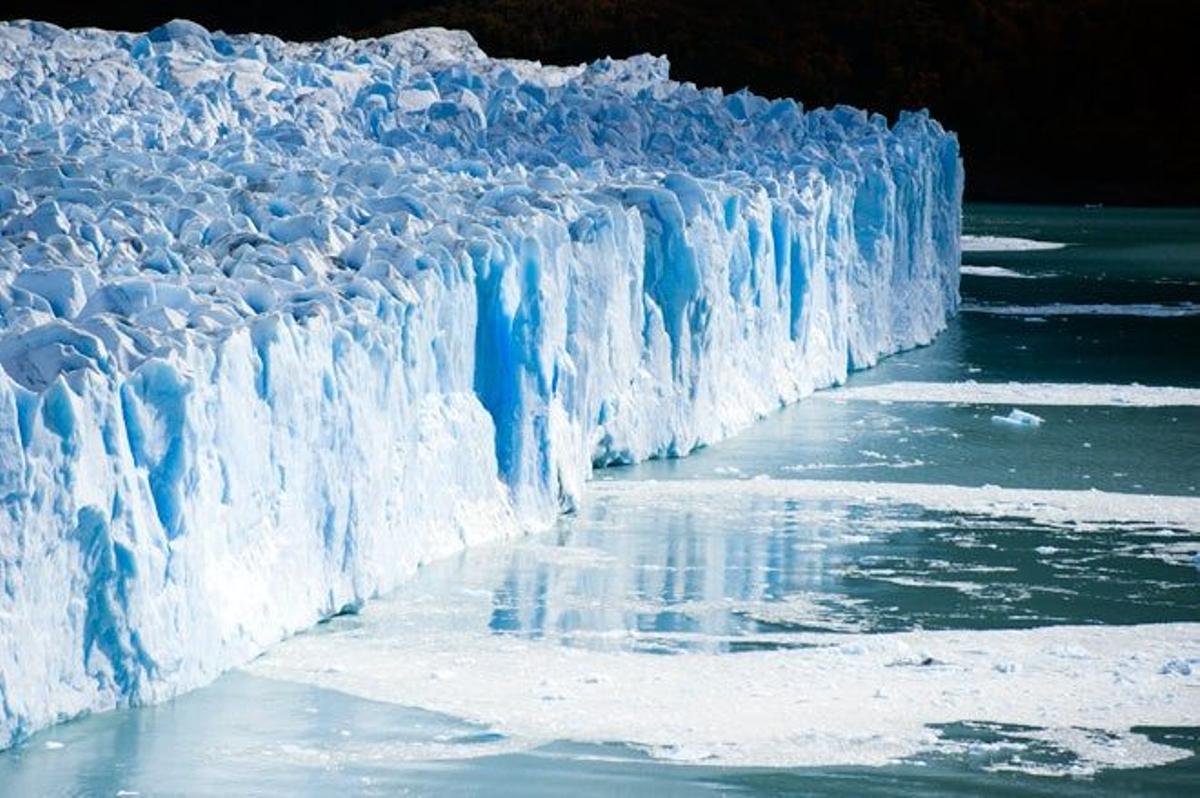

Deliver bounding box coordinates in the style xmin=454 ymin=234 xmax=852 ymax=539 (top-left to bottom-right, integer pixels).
xmin=0 ymin=19 xmax=961 ymax=746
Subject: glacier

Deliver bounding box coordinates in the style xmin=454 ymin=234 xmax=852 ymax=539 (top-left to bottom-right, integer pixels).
xmin=0 ymin=19 xmax=961 ymax=748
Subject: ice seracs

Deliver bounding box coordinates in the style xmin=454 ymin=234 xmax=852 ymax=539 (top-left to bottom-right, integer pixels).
xmin=0 ymin=19 xmax=962 ymax=747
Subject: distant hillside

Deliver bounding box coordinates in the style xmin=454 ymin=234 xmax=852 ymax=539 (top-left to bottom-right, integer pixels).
xmin=7 ymin=0 xmax=1198 ymax=205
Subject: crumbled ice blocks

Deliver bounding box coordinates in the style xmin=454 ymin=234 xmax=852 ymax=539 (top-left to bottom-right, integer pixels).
xmin=0 ymin=19 xmax=962 ymax=747
xmin=992 ymin=408 xmax=1045 ymax=427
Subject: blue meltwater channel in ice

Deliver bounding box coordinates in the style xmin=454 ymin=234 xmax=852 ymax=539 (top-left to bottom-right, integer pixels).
xmin=2 ymin=204 xmax=1199 ymax=794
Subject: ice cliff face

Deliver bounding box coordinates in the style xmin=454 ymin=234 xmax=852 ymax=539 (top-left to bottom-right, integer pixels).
xmin=0 ymin=19 xmax=961 ymax=747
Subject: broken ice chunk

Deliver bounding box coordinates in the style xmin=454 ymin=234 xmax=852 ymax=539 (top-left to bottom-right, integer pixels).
xmin=991 ymin=408 xmax=1045 ymax=427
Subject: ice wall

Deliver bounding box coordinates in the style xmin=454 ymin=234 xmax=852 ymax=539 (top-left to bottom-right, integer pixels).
xmin=0 ymin=19 xmax=961 ymax=747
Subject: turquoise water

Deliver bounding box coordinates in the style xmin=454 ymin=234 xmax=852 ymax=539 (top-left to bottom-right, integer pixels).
xmin=2 ymin=204 xmax=1198 ymax=795
xmin=0 ymin=674 xmax=1196 ymax=796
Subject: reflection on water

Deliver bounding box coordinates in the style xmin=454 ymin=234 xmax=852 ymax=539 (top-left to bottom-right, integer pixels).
xmin=480 ymin=497 xmax=864 ymax=653
xmin=8 ymin=482 xmax=1193 ymax=795
xmin=432 ymin=487 xmax=1200 ymax=655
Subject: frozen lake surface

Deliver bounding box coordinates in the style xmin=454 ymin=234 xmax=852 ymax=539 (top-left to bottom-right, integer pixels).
xmin=2 ymin=203 xmax=1198 ymax=794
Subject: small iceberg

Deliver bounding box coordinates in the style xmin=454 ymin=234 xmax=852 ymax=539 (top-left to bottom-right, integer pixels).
xmin=992 ymin=408 xmax=1045 ymax=427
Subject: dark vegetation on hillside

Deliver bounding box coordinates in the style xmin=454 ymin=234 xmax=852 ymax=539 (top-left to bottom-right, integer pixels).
xmin=8 ymin=0 xmax=1198 ymax=206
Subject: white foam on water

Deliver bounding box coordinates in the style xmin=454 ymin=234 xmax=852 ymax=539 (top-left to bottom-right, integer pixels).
xmin=822 ymin=381 xmax=1200 ymax=407
xmin=962 ymin=303 xmax=1200 ymax=317
xmin=862 ymin=574 xmax=987 ymax=596
xmin=961 ymin=235 xmax=1069 ymax=252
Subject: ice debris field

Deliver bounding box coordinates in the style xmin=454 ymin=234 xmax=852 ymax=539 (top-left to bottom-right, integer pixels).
xmin=0 ymin=18 xmax=961 ymax=747
xmin=247 ymin=477 xmax=1200 ymax=773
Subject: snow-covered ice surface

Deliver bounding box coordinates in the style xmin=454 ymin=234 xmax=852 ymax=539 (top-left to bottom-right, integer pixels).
xmin=960 ymin=235 xmax=1068 ymax=252
xmin=0 ymin=19 xmax=961 ymax=747
xmin=250 ymin=618 xmax=1199 ymax=771
xmin=822 ymin=380 xmax=1200 ymax=407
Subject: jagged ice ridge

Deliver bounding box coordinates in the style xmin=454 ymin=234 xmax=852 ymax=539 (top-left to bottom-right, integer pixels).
xmin=0 ymin=19 xmax=962 ymax=747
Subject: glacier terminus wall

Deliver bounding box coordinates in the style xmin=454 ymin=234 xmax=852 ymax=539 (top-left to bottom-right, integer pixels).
xmin=0 ymin=19 xmax=962 ymax=747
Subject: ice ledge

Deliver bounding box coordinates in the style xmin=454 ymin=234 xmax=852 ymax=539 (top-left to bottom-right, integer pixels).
xmin=0 ymin=19 xmax=961 ymax=748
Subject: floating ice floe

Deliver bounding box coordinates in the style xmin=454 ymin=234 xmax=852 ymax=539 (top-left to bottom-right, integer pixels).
xmin=248 ymin=598 xmax=1200 ymax=773
xmin=824 ymin=380 xmax=1200 ymax=407
xmin=960 ymin=235 xmax=1068 ymax=252
xmin=589 ymin=479 xmax=1200 ymax=531
xmin=245 ymin=478 xmax=1200 ymax=774
xmin=959 ymin=265 xmax=1038 ymax=279
xmin=963 ymin=302 xmax=1200 ymax=317
xmin=992 ymin=408 xmax=1042 ymax=427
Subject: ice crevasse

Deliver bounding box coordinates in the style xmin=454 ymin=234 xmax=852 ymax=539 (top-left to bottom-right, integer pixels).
xmin=0 ymin=19 xmax=962 ymax=747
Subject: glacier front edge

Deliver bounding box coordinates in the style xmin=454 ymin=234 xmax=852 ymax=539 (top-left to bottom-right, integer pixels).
xmin=0 ymin=20 xmax=961 ymax=747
